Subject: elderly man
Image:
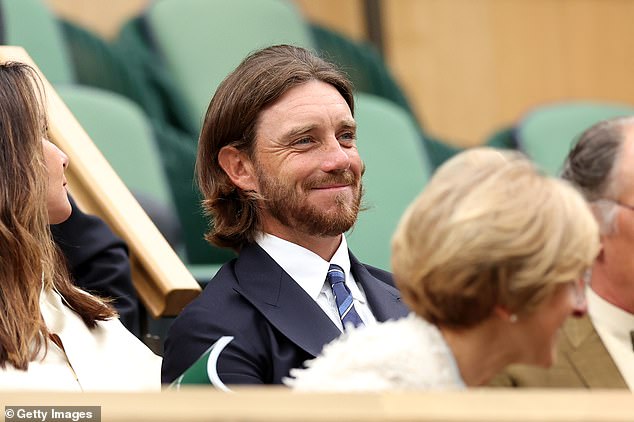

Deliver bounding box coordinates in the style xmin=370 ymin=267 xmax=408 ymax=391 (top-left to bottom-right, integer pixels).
xmin=493 ymin=116 xmax=634 ymax=389
xmin=161 ymin=45 xmax=409 ymax=385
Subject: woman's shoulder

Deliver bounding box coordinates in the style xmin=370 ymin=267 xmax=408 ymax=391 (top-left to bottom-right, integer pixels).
xmin=42 ymin=288 xmax=161 ymax=391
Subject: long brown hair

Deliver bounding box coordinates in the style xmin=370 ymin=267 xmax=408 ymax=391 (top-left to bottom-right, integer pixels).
xmin=196 ymin=45 xmax=355 ymax=251
xmin=0 ymin=62 xmax=115 ymax=370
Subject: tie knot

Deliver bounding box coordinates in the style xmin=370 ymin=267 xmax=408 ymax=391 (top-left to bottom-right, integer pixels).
xmin=326 ymin=264 xmax=345 ymax=287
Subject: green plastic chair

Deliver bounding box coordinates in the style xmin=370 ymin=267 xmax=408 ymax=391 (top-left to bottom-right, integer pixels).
xmin=347 ymin=93 xmax=432 ymax=271
xmin=518 ymin=101 xmax=634 ymax=175
xmin=145 ymin=0 xmax=315 ymax=131
xmin=310 ymin=23 xmax=469 ymax=170
xmin=57 ymin=85 xmax=222 ymax=283
xmin=2 ymin=0 xmax=74 ymax=84
xmin=57 ymin=86 xmax=172 ymax=208
xmin=484 ymin=126 xmax=518 ymax=150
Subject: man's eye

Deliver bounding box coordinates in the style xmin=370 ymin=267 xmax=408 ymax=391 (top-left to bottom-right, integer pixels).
xmin=293 ymin=137 xmax=313 ymax=145
xmin=339 ymin=131 xmax=356 ymax=142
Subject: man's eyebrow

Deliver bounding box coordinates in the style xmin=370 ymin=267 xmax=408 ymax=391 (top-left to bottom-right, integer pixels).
xmin=282 ymin=124 xmax=317 ymax=140
xmin=281 ymin=119 xmax=357 ymax=140
xmin=340 ymin=119 xmax=357 ymax=130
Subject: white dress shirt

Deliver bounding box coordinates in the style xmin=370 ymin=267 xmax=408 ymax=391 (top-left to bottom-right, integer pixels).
xmin=587 ymin=287 xmax=634 ymax=391
xmin=0 ymin=287 xmax=161 ymax=391
xmin=256 ymin=233 xmax=377 ymax=331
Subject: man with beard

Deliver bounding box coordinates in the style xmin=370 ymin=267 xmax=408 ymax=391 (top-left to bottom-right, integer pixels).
xmin=161 ymin=45 xmax=409 ymax=385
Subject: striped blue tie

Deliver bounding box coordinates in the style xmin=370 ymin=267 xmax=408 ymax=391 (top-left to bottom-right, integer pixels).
xmin=326 ymin=264 xmax=364 ymax=331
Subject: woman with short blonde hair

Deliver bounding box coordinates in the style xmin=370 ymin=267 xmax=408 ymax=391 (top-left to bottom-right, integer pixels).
xmin=288 ymin=148 xmax=599 ymax=390
xmin=393 ymin=148 xmax=597 ymax=328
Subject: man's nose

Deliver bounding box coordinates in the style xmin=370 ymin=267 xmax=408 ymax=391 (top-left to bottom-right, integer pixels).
xmin=321 ymin=137 xmax=350 ymax=172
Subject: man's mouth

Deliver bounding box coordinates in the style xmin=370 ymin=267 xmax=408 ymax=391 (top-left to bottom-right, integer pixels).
xmin=313 ymin=183 xmax=350 ymax=190
xmin=305 ymin=171 xmax=357 ymax=191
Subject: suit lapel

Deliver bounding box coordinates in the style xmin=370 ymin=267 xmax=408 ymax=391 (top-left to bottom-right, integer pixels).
xmin=350 ymin=253 xmax=409 ymax=322
xmin=563 ymin=316 xmax=628 ymax=388
xmin=232 ymin=245 xmax=409 ymax=358
xmin=233 ymin=244 xmax=341 ymax=358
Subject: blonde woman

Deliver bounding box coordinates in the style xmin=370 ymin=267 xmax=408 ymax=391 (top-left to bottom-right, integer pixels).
xmin=287 ymin=148 xmax=599 ymax=390
xmin=0 ymin=62 xmax=160 ymax=390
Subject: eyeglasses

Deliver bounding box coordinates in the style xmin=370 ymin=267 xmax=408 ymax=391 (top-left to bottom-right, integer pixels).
xmin=600 ymin=199 xmax=634 ymax=213
xmin=570 ymin=278 xmax=586 ymax=299
xmin=569 ymin=278 xmax=587 ymax=318
xmin=615 ymin=201 xmax=634 ymax=213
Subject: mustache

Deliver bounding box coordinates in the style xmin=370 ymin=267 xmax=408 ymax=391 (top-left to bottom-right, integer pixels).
xmin=303 ymin=170 xmax=358 ymax=190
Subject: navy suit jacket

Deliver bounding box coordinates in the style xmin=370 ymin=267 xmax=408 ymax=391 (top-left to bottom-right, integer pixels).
xmin=162 ymin=243 xmax=409 ymax=385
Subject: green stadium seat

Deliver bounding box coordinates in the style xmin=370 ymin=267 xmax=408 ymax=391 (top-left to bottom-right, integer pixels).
xmin=58 ymin=86 xmax=172 ymax=208
xmin=347 ymin=93 xmax=432 ymax=271
xmin=518 ymin=101 xmax=634 ymax=175
xmin=2 ymin=0 xmax=74 ymax=83
xmin=145 ymin=0 xmax=315 ymax=131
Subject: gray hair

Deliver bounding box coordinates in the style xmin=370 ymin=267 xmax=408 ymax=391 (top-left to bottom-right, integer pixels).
xmin=560 ymin=116 xmax=634 ymax=233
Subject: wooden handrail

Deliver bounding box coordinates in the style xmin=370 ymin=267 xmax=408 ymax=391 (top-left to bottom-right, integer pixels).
xmin=0 ymin=46 xmax=201 ymax=317
xmin=1 ymin=387 xmax=633 ymax=421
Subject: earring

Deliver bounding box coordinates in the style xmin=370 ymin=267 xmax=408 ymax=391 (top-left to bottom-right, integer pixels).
xmin=509 ymin=314 xmax=518 ymax=323
xmin=583 ymin=268 xmax=592 ymax=285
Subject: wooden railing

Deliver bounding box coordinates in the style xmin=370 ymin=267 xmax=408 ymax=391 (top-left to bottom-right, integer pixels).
xmin=0 ymin=46 xmax=200 ymax=317
xmin=1 ymin=387 xmax=633 ymax=421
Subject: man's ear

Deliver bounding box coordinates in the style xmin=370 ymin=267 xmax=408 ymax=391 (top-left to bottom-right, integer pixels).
xmin=218 ymin=146 xmax=258 ymax=192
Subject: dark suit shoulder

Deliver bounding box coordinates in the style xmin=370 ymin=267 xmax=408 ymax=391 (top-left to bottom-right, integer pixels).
xmin=362 ymin=263 xmax=395 ymax=287
xmin=351 ymin=255 xmax=408 ymax=322
xmin=178 ymin=264 xmax=270 ymax=338
xmin=162 ymin=261 xmax=283 ymax=384
xmin=349 ymin=249 xmax=395 ymax=287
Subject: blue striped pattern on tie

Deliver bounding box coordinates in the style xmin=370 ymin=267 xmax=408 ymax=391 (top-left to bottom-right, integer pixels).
xmin=326 ymin=264 xmax=364 ymax=330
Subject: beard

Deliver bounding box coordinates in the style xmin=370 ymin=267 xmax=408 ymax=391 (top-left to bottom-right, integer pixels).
xmin=255 ymin=166 xmax=363 ymax=238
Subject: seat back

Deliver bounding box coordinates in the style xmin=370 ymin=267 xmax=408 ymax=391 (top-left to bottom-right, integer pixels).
xmin=1 ymin=0 xmax=74 ymax=83
xmin=57 ymin=85 xmax=173 ymax=207
xmin=57 ymin=85 xmax=185 ymax=253
xmin=57 ymin=85 xmax=223 ymax=283
xmin=518 ymin=101 xmax=634 ymax=175
xmin=347 ymin=93 xmax=432 ymax=271
xmin=146 ymin=0 xmax=314 ymax=130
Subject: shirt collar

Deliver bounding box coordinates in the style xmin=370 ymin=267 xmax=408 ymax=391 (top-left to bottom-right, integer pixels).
xmin=587 ymin=287 xmax=634 ymax=337
xmin=255 ymin=233 xmax=351 ymax=300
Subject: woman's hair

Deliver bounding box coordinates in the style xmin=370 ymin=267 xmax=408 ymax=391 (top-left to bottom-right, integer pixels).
xmin=196 ymin=44 xmax=354 ymax=251
xmin=392 ymin=147 xmax=600 ymax=328
xmin=0 ymin=62 xmax=115 ymax=370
